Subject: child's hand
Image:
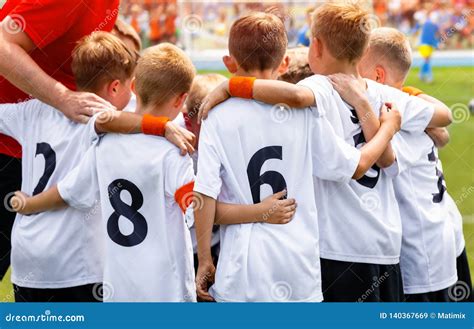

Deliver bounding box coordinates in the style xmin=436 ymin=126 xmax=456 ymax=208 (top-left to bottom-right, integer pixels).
xmin=379 ymin=103 xmax=401 ymax=135
xmin=195 ymin=260 xmax=216 ymax=302
xmin=9 ymin=191 xmax=30 ymax=215
xmin=329 ymin=73 xmax=368 ymax=108
xmin=260 ymin=190 xmax=297 ymax=225
xmin=164 ymin=122 xmax=196 ymax=156
xmin=198 ymin=80 xmax=230 ymax=123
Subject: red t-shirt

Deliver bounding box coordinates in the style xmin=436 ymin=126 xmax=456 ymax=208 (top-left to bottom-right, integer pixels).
xmin=0 ymin=0 xmax=120 ymax=158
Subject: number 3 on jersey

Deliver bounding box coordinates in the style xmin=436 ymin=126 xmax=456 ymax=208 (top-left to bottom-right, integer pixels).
xmin=107 ymin=179 xmax=148 ymax=247
xmin=247 ymin=146 xmax=287 ymax=204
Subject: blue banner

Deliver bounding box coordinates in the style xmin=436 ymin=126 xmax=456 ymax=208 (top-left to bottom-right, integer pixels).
xmin=0 ymin=303 xmax=471 ymax=329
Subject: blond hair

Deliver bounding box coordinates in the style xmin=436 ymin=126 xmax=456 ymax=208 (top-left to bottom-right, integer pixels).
xmin=368 ymin=27 xmax=412 ymax=80
xmin=186 ymin=74 xmax=227 ymax=118
xmin=312 ymin=3 xmax=370 ymax=62
xmin=229 ymin=12 xmax=288 ymax=71
xmin=135 ymin=43 xmax=195 ymax=106
xmin=278 ymin=47 xmax=312 ymax=84
xmin=72 ymin=31 xmax=137 ymax=92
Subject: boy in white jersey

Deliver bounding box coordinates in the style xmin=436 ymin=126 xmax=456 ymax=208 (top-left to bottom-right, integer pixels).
xmin=1 ymin=32 xmax=193 ymax=302
xmin=200 ymin=3 xmax=452 ymax=302
xmin=334 ymin=27 xmax=470 ymax=302
xmin=194 ymin=12 xmax=401 ymax=302
xmin=14 ymin=43 xmax=298 ymax=302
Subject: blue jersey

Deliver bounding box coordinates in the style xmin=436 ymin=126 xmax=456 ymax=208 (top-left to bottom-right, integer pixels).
xmin=420 ymin=20 xmax=439 ymax=47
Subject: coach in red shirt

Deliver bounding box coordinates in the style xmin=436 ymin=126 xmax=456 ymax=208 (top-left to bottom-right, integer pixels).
xmin=0 ymin=0 xmax=119 ymax=286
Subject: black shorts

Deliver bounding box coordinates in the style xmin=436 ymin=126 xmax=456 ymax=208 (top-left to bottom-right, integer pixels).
xmin=404 ymin=287 xmax=451 ymax=302
xmin=320 ymin=258 xmax=404 ymax=302
xmin=13 ymin=283 xmax=102 ymax=302
xmin=450 ymin=248 xmax=473 ymax=302
xmin=0 ymin=154 xmax=22 ymax=280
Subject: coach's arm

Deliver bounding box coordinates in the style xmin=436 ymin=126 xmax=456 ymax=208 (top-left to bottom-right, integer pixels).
xmin=0 ymin=17 xmax=114 ymax=123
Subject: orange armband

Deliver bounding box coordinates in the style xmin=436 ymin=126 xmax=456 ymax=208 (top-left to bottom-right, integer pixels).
xmin=175 ymin=181 xmax=195 ymax=213
xmin=141 ymin=114 xmax=170 ymax=137
xmin=402 ymin=86 xmax=424 ymax=96
xmin=229 ymin=76 xmax=256 ymax=99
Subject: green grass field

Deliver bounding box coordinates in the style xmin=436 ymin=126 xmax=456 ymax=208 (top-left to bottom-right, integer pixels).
xmin=0 ymin=66 xmax=472 ymax=302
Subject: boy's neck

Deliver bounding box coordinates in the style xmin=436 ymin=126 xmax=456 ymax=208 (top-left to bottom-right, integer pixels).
xmin=320 ymin=59 xmax=361 ymax=79
xmin=234 ymin=68 xmax=276 ymax=80
xmin=136 ymin=102 xmax=173 ymax=118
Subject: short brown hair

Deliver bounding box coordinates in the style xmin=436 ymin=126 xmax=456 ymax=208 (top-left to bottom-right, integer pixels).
xmin=186 ymin=74 xmax=227 ymax=119
xmin=72 ymin=31 xmax=137 ymax=92
xmin=368 ymin=27 xmax=412 ymax=79
xmin=278 ymin=47 xmax=312 ymax=84
xmin=229 ymin=12 xmax=287 ymax=71
xmin=113 ymin=19 xmax=142 ymax=52
xmin=135 ymin=43 xmax=195 ymax=106
xmin=311 ymin=3 xmax=370 ymax=62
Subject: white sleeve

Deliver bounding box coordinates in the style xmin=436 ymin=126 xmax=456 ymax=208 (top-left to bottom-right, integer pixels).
xmin=194 ymin=119 xmax=222 ymax=199
xmin=310 ymin=111 xmax=361 ymax=183
xmin=380 ymin=85 xmax=435 ymax=132
xmin=400 ymin=96 xmax=435 ymax=132
xmin=386 ymin=131 xmax=433 ymax=176
xmin=297 ymin=75 xmax=328 ymax=112
xmin=82 ymin=113 xmax=101 ymax=147
xmin=0 ymin=102 xmax=29 ymax=143
xmin=57 ymin=146 xmax=100 ymax=210
xmin=164 ymin=150 xmax=195 ymax=199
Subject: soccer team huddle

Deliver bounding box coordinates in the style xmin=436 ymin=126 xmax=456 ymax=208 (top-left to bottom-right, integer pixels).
xmin=2 ymin=2 xmax=473 ymax=303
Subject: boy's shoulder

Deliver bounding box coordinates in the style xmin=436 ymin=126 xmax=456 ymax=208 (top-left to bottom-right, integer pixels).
xmin=297 ymin=74 xmax=332 ymax=93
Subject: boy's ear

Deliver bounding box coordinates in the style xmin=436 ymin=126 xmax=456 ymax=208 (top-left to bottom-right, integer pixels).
xmin=375 ymin=65 xmax=386 ymax=84
xmin=174 ymin=92 xmax=188 ymax=109
xmin=277 ymin=55 xmax=290 ymax=75
xmin=312 ymin=37 xmax=323 ymax=58
xmin=131 ymin=77 xmax=136 ymax=94
xmin=108 ymin=80 xmax=121 ymax=95
xmin=223 ymin=55 xmax=238 ymax=73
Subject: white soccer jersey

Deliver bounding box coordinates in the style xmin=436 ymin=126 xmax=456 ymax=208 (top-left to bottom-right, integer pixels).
xmin=0 ymin=99 xmax=103 ymax=289
xmin=58 ymin=133 xmax=196 ymax=302
xmin=391 ymin=132 xmax=457 ymax=293
xmin=194 ymin=98 xmax=360 ymax=302
xmin=298 ymin=75 xmax=434 ymax=265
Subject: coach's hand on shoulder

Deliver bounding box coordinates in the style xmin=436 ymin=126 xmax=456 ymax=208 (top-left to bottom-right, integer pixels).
xmin=198 ymin=80 xmax=230 ymax=123
xmin=379 ymin=103 xmax=401 ymax=135
xmin=57 ymin=89 xmax=116 ymax=124
xmin=9 ymin=191 xmax=31 ymax=215
xmin=260 ymin=190 xmax=297 ymax=225
xmin=165 ymin=122 xmax=196 ymax=155
xmin=196 ymin=260 xmax=216 ymax=302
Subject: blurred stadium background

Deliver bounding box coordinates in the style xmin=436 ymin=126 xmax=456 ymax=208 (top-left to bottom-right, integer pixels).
xmin=0 ymin=0 xmax=473 ymax=301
